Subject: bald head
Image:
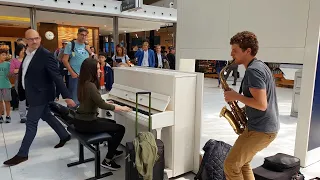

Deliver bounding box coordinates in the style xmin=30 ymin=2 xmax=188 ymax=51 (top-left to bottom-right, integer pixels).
xmin=25 ymin=29 xmax=39 ymax=38
xmin=25 ymin=29 xmax=41 ymax=51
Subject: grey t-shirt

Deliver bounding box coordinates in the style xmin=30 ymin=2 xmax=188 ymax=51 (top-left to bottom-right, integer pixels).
xmin=242 ymin=59 xmax=280 ymax=133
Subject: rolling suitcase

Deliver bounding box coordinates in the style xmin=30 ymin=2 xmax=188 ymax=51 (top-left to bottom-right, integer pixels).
xmin=125 ymin=92 xmax=165 ymax=180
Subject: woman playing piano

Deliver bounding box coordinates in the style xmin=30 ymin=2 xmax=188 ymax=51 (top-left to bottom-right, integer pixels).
xmin=74 ymin=58 xmax=132 ymax=171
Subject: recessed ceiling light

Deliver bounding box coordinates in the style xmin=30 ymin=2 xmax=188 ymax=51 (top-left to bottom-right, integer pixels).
xmin=104 ymin=25 xmax=107 ymax=27
xmin=124 ymin=31 xmax=127 ymax=33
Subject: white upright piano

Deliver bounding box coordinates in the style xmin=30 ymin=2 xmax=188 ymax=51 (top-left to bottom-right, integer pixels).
xmin=101 ymin=67 xmax=203 ymax=178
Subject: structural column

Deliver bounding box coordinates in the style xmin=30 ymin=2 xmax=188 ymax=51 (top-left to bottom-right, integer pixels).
xmin=107 ymin=35 xmax=112 ymax=56
xmin=149 ymin=30 xmax=155 ymax=49
xmin=172 ymin=23 xmax=177 ymax=49
xmin=126 ymin=33 xmax=131 ymax=53
xmin=30 ymin=7 xmax=37 ymax=30
xmin=113 ymin=17 xmax=119 ymax=46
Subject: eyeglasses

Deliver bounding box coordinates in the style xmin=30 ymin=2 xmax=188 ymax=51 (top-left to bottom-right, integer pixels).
xmin=26 ymin=37 xmax=40 ymax=42
xmin=79 ymin=33 xmax=88 ymax=37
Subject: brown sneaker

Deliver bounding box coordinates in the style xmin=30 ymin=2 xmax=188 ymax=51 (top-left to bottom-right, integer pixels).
xmin=3 ymin=155 xmax=28 ymax=166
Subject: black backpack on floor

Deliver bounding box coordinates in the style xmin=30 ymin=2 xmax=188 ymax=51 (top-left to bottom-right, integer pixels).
xmin=254 ymin=153 xmax=303 ymax=180
xmin=262 ymin=153 xmax=300 ymax=172
xmin=195 ymin=139 xmax=232 ymax=180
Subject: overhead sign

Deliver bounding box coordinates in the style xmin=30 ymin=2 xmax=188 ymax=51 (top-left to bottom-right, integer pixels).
xmin=121 ymin=0 xmax=142 ymax=12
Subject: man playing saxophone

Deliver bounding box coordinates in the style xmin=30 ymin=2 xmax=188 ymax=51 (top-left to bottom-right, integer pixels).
xmin=223 ymin=31 xmax=279 ymax=180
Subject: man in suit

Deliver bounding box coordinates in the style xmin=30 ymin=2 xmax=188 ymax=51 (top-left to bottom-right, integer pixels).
xmin=154 ymin=45 xmax=169 ymax=69
xmin=135 ymin=41 xmax=155 ymax=67
xmin=167 ymin=47 xmax=176 ymax=70
xmin=3 ymin=29 xmax=76 ymax=166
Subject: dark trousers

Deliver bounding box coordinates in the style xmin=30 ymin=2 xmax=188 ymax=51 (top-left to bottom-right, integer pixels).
xmin=224 ymin=66 xmax=238 ymax=85
xmin=18 ymin=104 xmax=69 ymax=157
xmin=216 ymin=67 xmax=222 ymax=85
xmin=73 ymin=118 xmax=125 ymax=159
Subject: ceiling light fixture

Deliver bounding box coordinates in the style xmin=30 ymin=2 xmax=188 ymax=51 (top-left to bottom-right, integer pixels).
xmin=0 ymin=16 xmax=30 ymax=22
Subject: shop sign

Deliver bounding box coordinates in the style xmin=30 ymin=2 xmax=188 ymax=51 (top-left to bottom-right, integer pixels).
xmin=121 ymin=0 xmax=142 ymax=12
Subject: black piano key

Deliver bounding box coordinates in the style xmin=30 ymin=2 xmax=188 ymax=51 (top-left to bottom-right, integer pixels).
xmin=106 ymin=99 xmax=152 ymax=116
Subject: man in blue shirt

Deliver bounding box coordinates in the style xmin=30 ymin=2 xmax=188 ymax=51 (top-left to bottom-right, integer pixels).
xmin=62 ymin=27 xmax=90 ymax=105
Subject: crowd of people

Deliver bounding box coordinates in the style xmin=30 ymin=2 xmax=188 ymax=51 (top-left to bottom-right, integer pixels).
xmin=0 ymin=26 xmax=281 ymax=180
xmin=0 ymin=27 xmax=176 ymax=171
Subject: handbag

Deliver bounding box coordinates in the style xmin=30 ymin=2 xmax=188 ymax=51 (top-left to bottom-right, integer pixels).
xmin=262 ymin=153 xmax=300 ymax=172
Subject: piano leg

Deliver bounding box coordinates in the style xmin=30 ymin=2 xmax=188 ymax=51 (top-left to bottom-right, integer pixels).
xmin=155 ymin=128 xmax=162 ymax=139
xmin=99 ymin=109 xmax=106 ymax=118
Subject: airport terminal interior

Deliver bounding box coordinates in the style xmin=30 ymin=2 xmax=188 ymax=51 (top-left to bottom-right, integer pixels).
xmin=0 ymin=0 xmax=320 ymax=180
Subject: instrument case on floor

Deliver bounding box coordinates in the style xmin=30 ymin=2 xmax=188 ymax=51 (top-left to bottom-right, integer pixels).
xmin=125 ymin=92 xmax=165 ymax=180
xmin=253 ymin=165 xmax=301 ymax=180
xmin=262 ymin=153 xmax=300 ymax=172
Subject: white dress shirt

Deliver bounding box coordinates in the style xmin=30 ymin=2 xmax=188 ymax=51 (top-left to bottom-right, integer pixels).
xmin=22 ymin=49 xmax=37 ymax=89
xmin=157 ymin=53 xmax=163 ymax=68
xmin=142 ymin=50 xmax=149 ymax=67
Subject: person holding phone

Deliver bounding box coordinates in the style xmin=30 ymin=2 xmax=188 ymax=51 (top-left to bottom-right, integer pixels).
xmin=112 ymin=45 xmax=130 ymax=67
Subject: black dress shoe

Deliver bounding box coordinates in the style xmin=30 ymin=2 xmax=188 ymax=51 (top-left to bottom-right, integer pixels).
xmin=20 ymin=118 xmax=26 ymax=123
xmin=3 ymin=155 xmax=28 ymax=166
xmin=54 ymin=135 xmax=71 ymax=148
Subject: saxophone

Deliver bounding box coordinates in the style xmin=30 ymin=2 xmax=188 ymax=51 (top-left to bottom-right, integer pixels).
xmin=219 ymin=60 xmax=247 ymax=135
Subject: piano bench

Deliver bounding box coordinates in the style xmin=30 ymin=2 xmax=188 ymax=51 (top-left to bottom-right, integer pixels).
xmin=49 ymin=102 xmax=113 ymax=180
xmin=67 ymin=127 xmax=113 ymax=180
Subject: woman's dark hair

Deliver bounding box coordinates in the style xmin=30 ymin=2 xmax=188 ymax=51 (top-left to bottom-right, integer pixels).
xmin=15 ymin=44 xmax=26 ymax=58
xmin=78 ymin=58 xmax=100 ymax=102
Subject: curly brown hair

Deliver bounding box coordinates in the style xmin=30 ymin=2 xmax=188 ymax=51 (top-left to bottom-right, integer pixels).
xmin=230 ymin=31 xmax=259 ymax=56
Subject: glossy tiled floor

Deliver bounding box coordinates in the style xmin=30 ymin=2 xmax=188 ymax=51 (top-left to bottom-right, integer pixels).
xmin=0 ymin=78 xmax=319 ymax=180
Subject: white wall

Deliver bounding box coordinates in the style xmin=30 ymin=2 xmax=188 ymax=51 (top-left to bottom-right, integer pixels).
xmin=176 ymin=0 xmax=309 ymax=64
xmin=294 ymin=0 xmax=320 ymax=167
xmin=176 ymin=0 xmax=320 ymax=167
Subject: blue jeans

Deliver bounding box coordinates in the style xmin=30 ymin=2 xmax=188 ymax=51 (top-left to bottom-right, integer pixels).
xmin=18 ymin=104 xmax=69 ymax=157
xmin=68 ymin=76 xmax=79 ymax=105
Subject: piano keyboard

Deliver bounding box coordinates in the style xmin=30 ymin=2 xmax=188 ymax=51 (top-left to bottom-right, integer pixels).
xmin=107 ymin=99 xmax=152 ymax=116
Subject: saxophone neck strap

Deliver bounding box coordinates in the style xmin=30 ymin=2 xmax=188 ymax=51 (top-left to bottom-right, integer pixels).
xmin=239 ymin=58 xmax=257 ymax=95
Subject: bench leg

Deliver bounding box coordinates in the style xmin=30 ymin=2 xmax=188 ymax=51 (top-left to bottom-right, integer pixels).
xmin=67 ymin=141 xmax=95 ymax=167
xmin=91 ymin=144 xmax=113 ymax=180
